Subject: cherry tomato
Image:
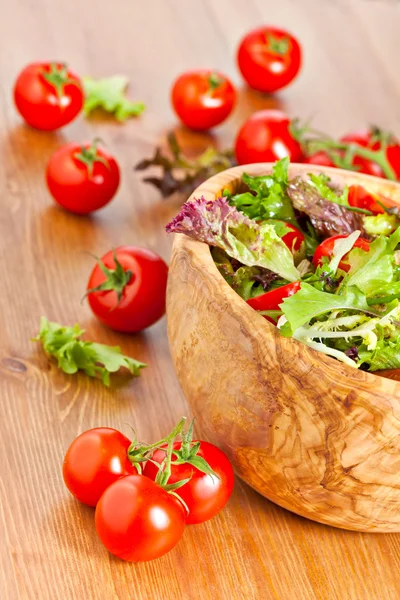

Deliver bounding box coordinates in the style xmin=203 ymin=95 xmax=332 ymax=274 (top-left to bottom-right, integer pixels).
xmin=95 ymin=475 xmax=186 ymax=562
xmin=46 ymin=140 xmax=120 ymax=215
xmin=14 ymin=62 xmax=83 ymax=130
xmin=63 ymin=428 xmax=136 ymax=507
xmin=386 ymin=144 xmax=400 ymax=179
xmin=143 ymin=441 xmax=234 ymax=525
xmin=87 ymin=246 xmax=168 ymax=333
xmin=282 ymin=223 xmax=305 ymax=252
xmin=303 ymin=151 xmax=337 ymax=168
xmin=237 ymin=26 xmax=302 ymax=93
xmin=235 ymin=110 xmax=303 ymax=165
xmin=340 ymin=131 xmax=384 ymax=178
xmin=340 ymin=131 xmax=400 ymax=179
xmin=312 ymin=235 xmax=371 ymax=273
xmin=247 ymin=281 xmax=301 ymax=323
xmin=171 ymin=70 xmax=236 ymax=131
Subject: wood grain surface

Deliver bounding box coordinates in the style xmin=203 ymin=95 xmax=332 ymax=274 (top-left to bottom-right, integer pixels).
xmin=1 ymin=0 xmax=400 ymax=599
xmin=168 ymin=164 xmax=400 ymax=533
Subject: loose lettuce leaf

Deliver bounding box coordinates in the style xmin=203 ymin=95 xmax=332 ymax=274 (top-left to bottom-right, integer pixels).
xmin=363 ymin=213 xmax=398 ymax=236
xmin=83 ymin=75 xmax=145 ymax=121
xmin=345 ymin=228 xmax=400 ymax=295
xmin=33 ymin=317 xmax=146 ymax=386
xmin=136 ymin=132 xmax=235 ymax=198
xmin=280 ymin=283 xmax=371 ymax=333
xmin=166 ymin=196 xmax=300 ymax=282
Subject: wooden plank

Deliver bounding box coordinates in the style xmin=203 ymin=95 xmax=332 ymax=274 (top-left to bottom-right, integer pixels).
xmin=0 ymin=0 xmax=399 ymax=598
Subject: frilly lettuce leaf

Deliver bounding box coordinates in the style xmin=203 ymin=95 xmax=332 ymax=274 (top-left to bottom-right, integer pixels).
xmin=83 ymin=75 xmax=145 ymax=121
xmin=166 ymin=196 xmax=300 ymax=282
xmin=33 ymin=317 xmax=146 ymax=386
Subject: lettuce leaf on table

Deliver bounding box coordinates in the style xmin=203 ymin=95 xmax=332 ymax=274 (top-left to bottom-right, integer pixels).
xmin=166 ymin=196 xmax=300 ymax=282
xmin=33 ymin=317 xmax=146 ymax=386
xmin=83 ymin=75 xmax=145 ymax=121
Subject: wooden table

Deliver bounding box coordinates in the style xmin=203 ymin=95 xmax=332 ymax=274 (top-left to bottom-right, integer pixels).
xmin=1 ymin=0 xmax=400 ymax=598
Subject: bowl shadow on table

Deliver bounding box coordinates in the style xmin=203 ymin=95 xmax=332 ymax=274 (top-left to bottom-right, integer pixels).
xmin=232 ymin=477 xmax=374 ymax=540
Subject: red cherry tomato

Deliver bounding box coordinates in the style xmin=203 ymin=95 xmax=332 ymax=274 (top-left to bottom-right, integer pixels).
xmin=282 ymin=223 xmax=305 ymax=252
xmin=235 ymin=110 xmax=304 ymax=165
xmin=87 ymin=246 xmax=168 ymax=333
xmin=247 ymin=281 xmax=301 ymax=323
xmin=303 ymin=151 xmax=337 ymax=168
xmin=95 ymin=475 xmax=186 ymax=562
xmin=171 ymin=70 xmax=236 ymax=131
xmin=143 ymin=441 xmax=234 ymax=525
xmin=14 ymin=62 xmax=83 ymax=130
xmin=340 ymin=131 xmax=384 ymax=178
xmin=386 ymin=144 xmax=400 ymax=179
xmin=46 ymin=140 xmax=120 ymax=215
xmin=62 ymin=428 xmax=136 ymax=507
xmin=312 ymin=235 xmax=371 ymax=273
xmin=237 ymin=26 xmax=302 ymax=93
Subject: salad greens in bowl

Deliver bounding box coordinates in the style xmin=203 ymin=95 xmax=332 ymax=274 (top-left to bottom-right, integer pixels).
xmin=166 ymin=161 xmax=400 ymax=532
xmin=167 ymin=157 xmax=400 ymax=377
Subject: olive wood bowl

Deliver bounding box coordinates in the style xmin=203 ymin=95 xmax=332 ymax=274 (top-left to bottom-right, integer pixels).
xmin=167 ymin=163 xmax=400 ymax=532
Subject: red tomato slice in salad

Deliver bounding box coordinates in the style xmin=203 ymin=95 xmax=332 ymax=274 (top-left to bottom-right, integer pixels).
xmin=348 ymin=185 xmax=398 ymax=215
xmin=247 ymin=281 xmax=301 ymax=323
xmin=312 ymin=234 xmax=370 ymax=273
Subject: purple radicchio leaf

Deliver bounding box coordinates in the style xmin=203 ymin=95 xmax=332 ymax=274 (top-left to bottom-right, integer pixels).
xmin=166 ymin=196 xmax=300 ymax=282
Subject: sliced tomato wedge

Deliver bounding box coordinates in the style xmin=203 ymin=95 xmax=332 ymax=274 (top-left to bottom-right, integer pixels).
xmin=282 ymin=223 xmax=305 ymax=252
xmin=247 ymin=281 xmax=301 ymax=323
xmin=348 ymin=185 xmax=398 ymax=215
xmin=312 ymin=234 xmax=370 ymax=273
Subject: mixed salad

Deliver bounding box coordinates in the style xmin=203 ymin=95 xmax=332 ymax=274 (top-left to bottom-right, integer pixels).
xmin=166 ymin=158 xmax=400 ymax=374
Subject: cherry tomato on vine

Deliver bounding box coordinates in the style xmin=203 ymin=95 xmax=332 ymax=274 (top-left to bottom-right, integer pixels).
xmin=46 ymin=139 xmax=120 ymax=214
xmin=171 ymin=70 xmax=236 ymax=131
xmin=63 ymin=428 xmax=136 ymax=507
xmin=235 ymin=110 xmax=303 ymax=165
xmin=312 ymin=235 xmax=371 ymax=273
xmin=14 ymin=62 xmax=83 ymax=130
xmin=143 ymin=440 xmax=234 ymax=525
xmin=86 ymin=246 xmax=168 ymax=333
xmin=95 ymin=474 xmax=186 ymax=562
xmin=282 ymin=223 xmax=305 ymax=252
xmin=247 ymin=281 xmax=301 ymax=323
xmin=237 ymin=27 xmax=302 ymax=93
xmin=340 ymin=131 xmax=384 ymax=178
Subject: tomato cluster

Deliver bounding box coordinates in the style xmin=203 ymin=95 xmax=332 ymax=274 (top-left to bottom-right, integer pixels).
xmin=63 ymin=421 xmax=234 ymax=562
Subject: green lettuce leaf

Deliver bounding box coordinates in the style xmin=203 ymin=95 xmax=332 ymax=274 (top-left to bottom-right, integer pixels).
xmin=166 ymin=196 xmax=300 ymax=282
xmin=308 ymin=173 xmax=349 ymax=206
xmin=345 ymin=228 xmax=400 ymax=295
xmin=226 ymin=157 xmax=297 ymax=223
xmin=83 ymin=75 xmax=145 ymax=121
xmin=280 ymin=283 xmax=371 ymax=332
xmin=33 ymin=317 xmax=146 ymax=386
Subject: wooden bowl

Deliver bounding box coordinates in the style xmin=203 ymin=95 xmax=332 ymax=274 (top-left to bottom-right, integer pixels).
xmin=167 ymin=163 xmax=400 ymax=532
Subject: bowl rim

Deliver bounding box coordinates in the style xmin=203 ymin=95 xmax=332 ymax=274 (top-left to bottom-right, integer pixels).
xmin=172 ymin=161 xmax=400 ymax=388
